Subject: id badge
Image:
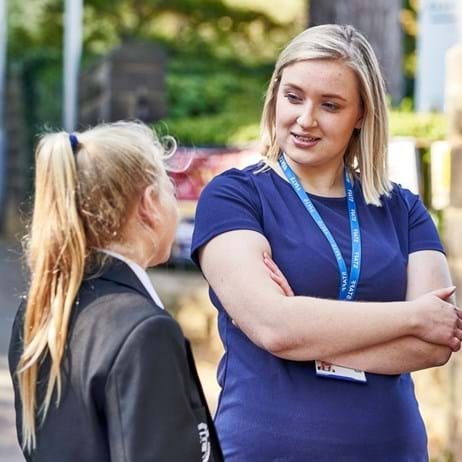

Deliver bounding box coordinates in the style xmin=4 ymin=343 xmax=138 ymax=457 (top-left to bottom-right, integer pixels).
xmin=315 ymin=360 xmax=367 ymax=383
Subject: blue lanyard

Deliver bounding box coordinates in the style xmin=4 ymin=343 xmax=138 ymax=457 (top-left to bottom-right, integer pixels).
xmin=278 ymin=154 xmax=362 ymax=301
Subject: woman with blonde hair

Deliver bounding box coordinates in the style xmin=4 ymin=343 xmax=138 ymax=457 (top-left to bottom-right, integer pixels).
xmin=191 ymin=24 xmax=460 ymax=460
xmin=9 ymin=121 xmax=223 ymax=461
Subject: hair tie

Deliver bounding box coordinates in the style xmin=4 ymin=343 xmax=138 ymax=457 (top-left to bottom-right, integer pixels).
xmin=69 ymin=134 xmax=79 ymax=154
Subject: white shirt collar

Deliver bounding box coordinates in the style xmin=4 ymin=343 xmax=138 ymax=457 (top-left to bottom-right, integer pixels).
xmin=101 ymin=249 xmax=165 ymax=310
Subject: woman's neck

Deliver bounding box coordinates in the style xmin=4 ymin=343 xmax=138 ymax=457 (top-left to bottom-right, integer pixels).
xmin=277 ymin=157 xmax=346 ymax=198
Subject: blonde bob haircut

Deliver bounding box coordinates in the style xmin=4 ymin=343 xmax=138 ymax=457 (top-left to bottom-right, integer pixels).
xmin=260 ymin=24 xmax=392 ymax=206
xmin=18 ymin=121 xmax=175 ymax=452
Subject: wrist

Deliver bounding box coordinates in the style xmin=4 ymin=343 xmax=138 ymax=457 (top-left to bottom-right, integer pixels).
xmin=405 ymin=300 xmax=422 ymax=337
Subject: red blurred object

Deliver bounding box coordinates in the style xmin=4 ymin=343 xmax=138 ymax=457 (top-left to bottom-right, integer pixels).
xmin=169 ymin=146 xmax=261 ymax=202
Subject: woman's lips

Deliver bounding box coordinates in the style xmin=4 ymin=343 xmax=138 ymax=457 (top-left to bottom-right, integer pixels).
xmin=291 ymin=133 xmax=321 ymax=148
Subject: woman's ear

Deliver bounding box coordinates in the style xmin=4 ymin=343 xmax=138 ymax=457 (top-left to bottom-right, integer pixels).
xmin=138 ymin=185 xmax=160 ymax=229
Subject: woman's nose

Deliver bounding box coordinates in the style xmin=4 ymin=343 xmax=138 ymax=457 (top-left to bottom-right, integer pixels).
xmin=296 ymin=105 xmax=318 ymax=128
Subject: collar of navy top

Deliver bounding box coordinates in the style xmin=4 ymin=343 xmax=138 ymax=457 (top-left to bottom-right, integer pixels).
xmin=95 ymin=252 xmax=165 ymax=310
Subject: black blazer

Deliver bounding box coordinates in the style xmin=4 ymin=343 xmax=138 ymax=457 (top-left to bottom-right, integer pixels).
xmin=8 ymin=259 xmax=223 ymax=462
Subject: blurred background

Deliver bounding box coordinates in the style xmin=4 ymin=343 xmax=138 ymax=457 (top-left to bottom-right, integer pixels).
xmin=1 ymin=0 xmax=462 ymax=460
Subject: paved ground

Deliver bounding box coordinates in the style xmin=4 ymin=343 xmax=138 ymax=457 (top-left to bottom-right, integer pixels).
xmin=0 ymin=241 xmax=26 ymax=461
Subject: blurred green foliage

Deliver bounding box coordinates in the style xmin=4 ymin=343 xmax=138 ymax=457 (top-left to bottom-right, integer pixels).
xmin=6 ymin=0 xmax=302 ymax=145
xmin=166 ymin=63 xmax=262 ymax=119
xmin=5 ymin=0 xmax=448 ymax=148
xmin=8 ymin=0 xmax=292 ymax=60
xmin=388 ymin=97 xmax=448 ymax=144
xmin=159 ymin=60 xmax=268 ymax=145
xmin=389 ymin=110 xmax=447 ymax=144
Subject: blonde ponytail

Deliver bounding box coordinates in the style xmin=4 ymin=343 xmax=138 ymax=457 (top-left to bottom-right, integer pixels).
xmin=16 ymin=121 xmax=174 ymax=452
xmin=18 ymin=132 xmax=86 ymax=451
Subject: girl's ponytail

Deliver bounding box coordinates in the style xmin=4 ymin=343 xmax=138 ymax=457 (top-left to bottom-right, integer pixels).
xmin=16 ymin=121 xmax=173 ymax=452
xmin=18 ymin=133 xmax=86 ymax=451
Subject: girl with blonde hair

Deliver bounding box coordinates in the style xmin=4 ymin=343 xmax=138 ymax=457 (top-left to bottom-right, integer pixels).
xmin=9 ymin=121 xmax=223 ymax=462
xmin=191 ymin=25 xmax=460 ymax=460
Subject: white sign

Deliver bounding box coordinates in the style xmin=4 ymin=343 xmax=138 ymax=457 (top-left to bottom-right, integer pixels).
xmin=388 ymin=138 xmax=420 ymax=194
xmin=415 ymin=0 xmax=462 ymax=112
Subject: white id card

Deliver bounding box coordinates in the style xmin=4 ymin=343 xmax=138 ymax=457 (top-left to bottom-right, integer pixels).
xmin=315 ymin=360 xmax=367 ymax=383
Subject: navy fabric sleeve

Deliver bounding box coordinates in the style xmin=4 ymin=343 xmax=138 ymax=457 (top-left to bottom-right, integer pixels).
xmin=396 ymin=185 xmax=444 ymax=254
xmin=191 ymin=168 xmax=264 ymax=268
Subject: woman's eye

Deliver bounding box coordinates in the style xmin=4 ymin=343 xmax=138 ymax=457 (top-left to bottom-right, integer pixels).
xmin=285 ymin=93 xmax=301 ymax=103
xmin=322 ymin=102 xmax=339 ymax=111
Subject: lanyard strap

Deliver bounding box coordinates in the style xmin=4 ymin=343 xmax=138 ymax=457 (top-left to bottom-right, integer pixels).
xmin=278 ymin=154 xmax=362 ymax=301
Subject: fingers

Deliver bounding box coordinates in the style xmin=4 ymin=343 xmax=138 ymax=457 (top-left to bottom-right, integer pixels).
xmin=423 ymin=299 xmax=462 ymax=349
xmin=448 ymin=305 xmax=462 ymax=326
xmin=270 ymin=272 xmax=295 ymax=297
xmin=449 ymin=308 xmax=462 ymax=351
xmin=263 ymin=252 xmax=294 ymax=297
xmin=431 ymin=286 xmax=457 ymax=300
xmin=437 ymin=302 xmax=462 ymax=350
xmin=456 ymin=308 xmax=462 ymax=321
xmin=449 ymin=336 xmax=461 ymax=352
xmin=449 ymin=306 xmax=462 ymax=350
xmin=456 ymin=330 xmax=462 ymax=342
xmin=263 ymin=252 xmax=281 ymax=275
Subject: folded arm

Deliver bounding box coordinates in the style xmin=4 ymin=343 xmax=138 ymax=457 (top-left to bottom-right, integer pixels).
xmin=323 ymin=336 xmax=450 ymax=374
xmin=199 ymin=231 xmax=461 ymax=362
xmin=296 ymin=251 xmax=455 ymax=374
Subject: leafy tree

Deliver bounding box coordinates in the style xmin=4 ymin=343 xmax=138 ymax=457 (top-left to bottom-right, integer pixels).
xmin=8 ymin=0 xmax=290 ymax=63
xmin=6 ymin=0 xmax=301 ymax=145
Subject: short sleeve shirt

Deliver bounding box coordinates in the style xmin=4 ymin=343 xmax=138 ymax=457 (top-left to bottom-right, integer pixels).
xmin=191 ymin=163 xmax=443 ymax=462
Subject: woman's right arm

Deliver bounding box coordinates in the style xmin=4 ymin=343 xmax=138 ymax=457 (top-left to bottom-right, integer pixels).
xmin=199 ymin=229 xmax=462 ymax=361
xmin=264 ymin=252 xmax=454 ymax=373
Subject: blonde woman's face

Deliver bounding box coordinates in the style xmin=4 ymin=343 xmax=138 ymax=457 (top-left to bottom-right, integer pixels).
xmin=275 ymin=59 xmax=363 ymax=173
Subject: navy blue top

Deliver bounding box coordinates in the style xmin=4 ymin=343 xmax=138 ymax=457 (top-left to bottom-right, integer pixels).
xmin=191 ymin=164 xmax=444 ymax=462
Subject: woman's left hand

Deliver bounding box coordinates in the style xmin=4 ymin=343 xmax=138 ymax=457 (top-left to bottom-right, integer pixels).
xmin=263 ymin=252 xmax=294 ymax=297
